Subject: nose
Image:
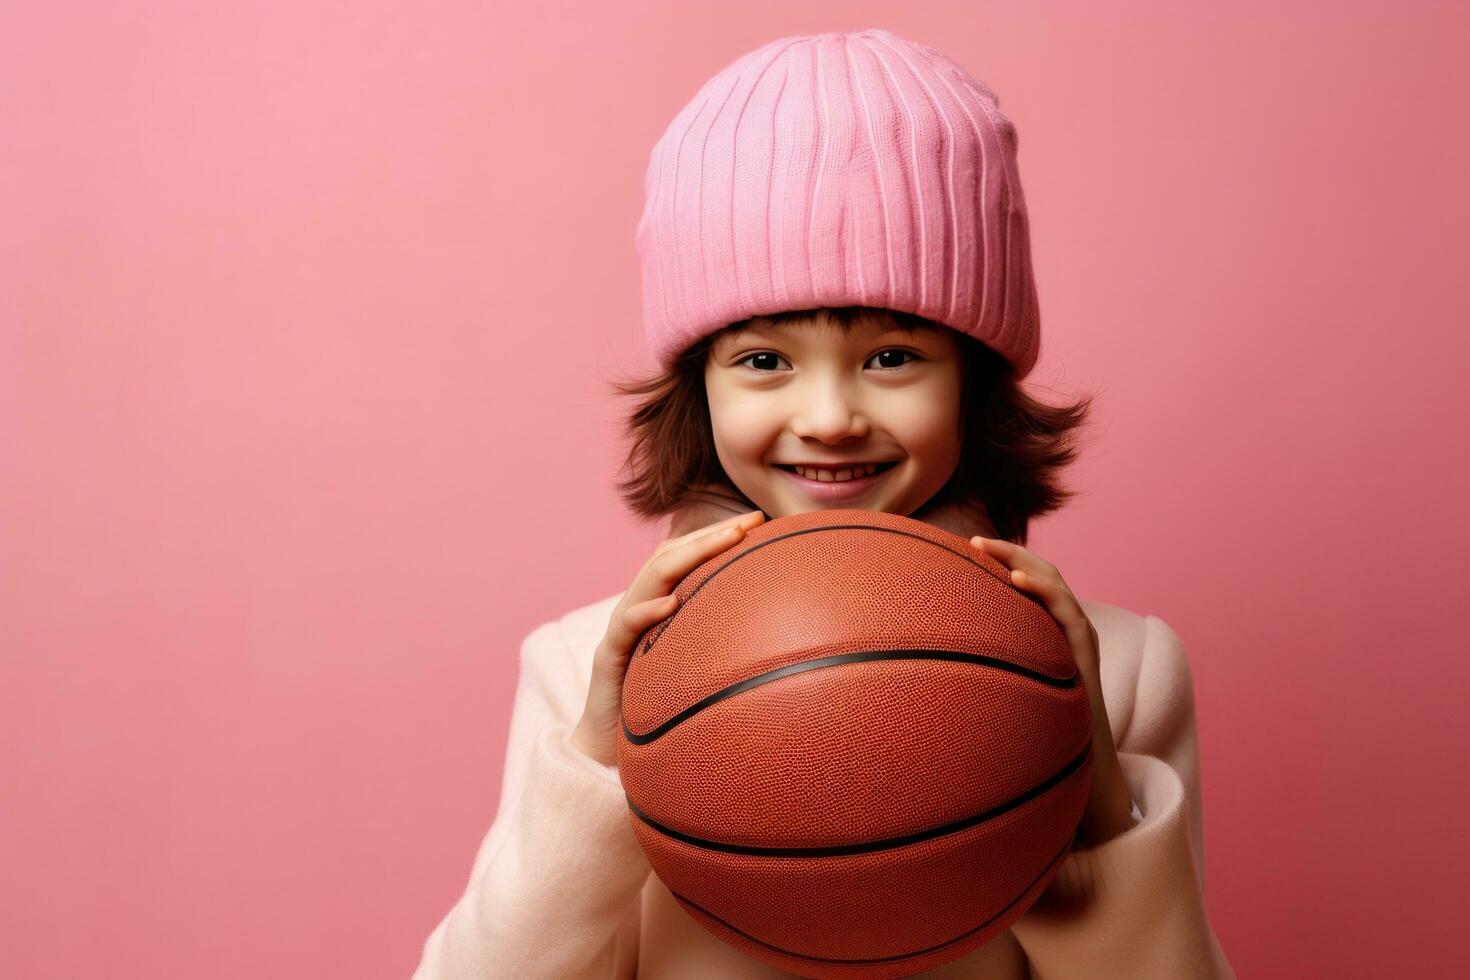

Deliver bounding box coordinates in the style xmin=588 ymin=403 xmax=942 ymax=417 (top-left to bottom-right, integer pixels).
xmin=787 ymin=374 xmax=871 ymax=443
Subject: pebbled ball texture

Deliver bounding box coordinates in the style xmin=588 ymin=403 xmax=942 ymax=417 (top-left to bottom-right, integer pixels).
xmin=617 ymin=508 xmax=1092 ymax=979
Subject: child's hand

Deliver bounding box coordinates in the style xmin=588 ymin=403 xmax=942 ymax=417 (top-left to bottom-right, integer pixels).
xmin=569 ymin=508 xmax=767 ymax=768
xmin=970 ymin=536 xmax=1139 ymax=846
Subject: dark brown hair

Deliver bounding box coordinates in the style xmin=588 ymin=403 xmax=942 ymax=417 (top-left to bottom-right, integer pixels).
xmin=605 ymin=306 xmax=1096 ymax=544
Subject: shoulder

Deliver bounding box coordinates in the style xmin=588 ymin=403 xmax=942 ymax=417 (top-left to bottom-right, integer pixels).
xmin=1081 ymin=599 xmax=1197 ymax=748
xmin=1078 ymin=598 xmax=1154 ymax=744
xmin=1079 ymin=598 xmax=1190 ymax=668
xmin=519 ymin=591 xmax=626 ymax=674
xmin=509 ymin=593 xmax=627 ymax=722
xmin=1079 ymin=598 xmax=1149 ymax=658
xmin=555 ymin=590 xmax=627 ymax=652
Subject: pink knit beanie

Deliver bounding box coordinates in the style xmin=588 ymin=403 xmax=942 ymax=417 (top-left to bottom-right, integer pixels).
xmin=635 ymin=28 xmax=1041 ymax=378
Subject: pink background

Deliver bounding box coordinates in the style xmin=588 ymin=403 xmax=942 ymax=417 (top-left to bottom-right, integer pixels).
xmin=4 ymin=2 xmax=1467 ymax=977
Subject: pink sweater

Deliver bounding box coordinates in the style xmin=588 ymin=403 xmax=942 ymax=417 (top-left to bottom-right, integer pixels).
xmin=412 ymin=592 xmax=1235 ymax=979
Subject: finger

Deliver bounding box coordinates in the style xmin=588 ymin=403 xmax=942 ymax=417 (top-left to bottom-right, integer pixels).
xmin=971 ymin=536 xmax=1061 ymax=584
xmin=663 ymin=509 xmax=764 ymax=549
xmin=600 ymin=593 xmax=681 ymax=666
xmin=667 ymin=511 xmax=758 ymax=549
xmin=619 ymin=512 xmax=764 ymax=627
xmin=1008 ymin=568 xmax=1093 ymax=652
xmin=648 ymin=520 xmax=752 ymax=594
xmin=622 ymin=518 xmax=755 ymax=621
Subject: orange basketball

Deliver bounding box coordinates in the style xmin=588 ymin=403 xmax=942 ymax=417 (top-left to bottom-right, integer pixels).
xmin=616 ymin=508 xmax=1093 ymax=979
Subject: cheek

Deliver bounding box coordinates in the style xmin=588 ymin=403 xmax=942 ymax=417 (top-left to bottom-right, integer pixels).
xmin=708 ymin=400 xmax=776 ymax=468
xmin=885 ymin=398 xmax=962 ymax=461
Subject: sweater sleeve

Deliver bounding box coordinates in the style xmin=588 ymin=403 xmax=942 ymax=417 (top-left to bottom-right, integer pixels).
xmin=1009 ymin=615 xmax=1236 ymax=979
xmin=411 ymin=620 xmax=652 ymax=980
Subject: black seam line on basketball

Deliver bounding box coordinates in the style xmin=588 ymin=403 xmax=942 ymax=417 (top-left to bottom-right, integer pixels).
xmin=667 ymin=837 xmax=1073 ymax=967
xmin=631 ymin=522 xmax=1041 ymax=661
xmin=624 ymin=737 xmax=1090 ymax=858
xmin=621 ymin=648 xmax=1078 ymax=745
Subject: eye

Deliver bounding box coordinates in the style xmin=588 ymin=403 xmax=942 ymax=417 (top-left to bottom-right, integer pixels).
xmin=734 ymin=351 xmax=789 ymax=374
xmin=732 ymin=349 xmax=922 ymax=374
xmin=869 ymin=349 xmax=921 ymax=370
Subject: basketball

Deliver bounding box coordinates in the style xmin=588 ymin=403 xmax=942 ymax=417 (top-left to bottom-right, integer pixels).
xmin=616 ymin=508 xmax=1094 ymax=979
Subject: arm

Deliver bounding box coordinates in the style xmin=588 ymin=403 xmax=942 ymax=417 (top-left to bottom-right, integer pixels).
xmin=411 ymin=620 xmax=652 ymax=980
xmin=1010 ymin=615 xmax=1236 ymax=979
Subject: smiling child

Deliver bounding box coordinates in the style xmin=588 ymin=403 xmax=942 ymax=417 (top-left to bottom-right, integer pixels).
xmin=415 ymin=28 xmax=1235 ymax=980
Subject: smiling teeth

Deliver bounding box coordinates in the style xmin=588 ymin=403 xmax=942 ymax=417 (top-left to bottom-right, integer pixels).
xmin=794 ymin=463 xmax=882 ymax=482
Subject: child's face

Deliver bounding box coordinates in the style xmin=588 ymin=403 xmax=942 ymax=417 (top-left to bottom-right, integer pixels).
xmin=704 ymin=311 xmax=964 ymax=519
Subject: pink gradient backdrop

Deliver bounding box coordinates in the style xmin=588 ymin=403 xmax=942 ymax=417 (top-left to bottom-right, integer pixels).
xmin=3 ymin=2 xmax=1466 ymax=977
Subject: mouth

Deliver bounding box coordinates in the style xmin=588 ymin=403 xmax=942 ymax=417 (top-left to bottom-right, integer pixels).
xmin=773 ymin=461 xmax=899 ymax=480
xmin=773 ymin=460 xmax=900 ymax=501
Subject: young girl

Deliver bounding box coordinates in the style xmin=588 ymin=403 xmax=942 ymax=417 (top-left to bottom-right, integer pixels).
xmin=415 ymin=28 xmax=1234 ymax=979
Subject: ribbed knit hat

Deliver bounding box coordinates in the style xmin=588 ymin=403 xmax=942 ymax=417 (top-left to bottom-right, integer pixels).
xmin=635 ymin=28 xmax=1041 ymax=377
